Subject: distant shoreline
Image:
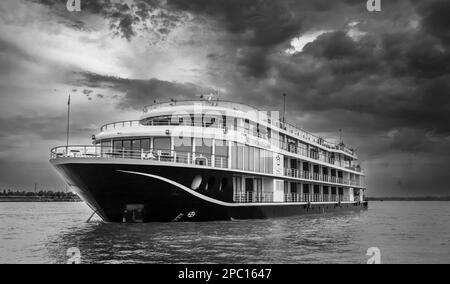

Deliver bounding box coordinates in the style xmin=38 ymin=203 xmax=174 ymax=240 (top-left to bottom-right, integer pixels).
xmin=367 ymin=197 xmax=450 ymax=201
xmin=0 ymin=196 xmax=81 ymax=202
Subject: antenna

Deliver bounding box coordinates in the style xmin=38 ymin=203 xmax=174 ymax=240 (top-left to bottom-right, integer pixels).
xmin=66 ymin=95 xmax=71 ymax=152
xmin=282 ymin=93 xmax=287 ymax=125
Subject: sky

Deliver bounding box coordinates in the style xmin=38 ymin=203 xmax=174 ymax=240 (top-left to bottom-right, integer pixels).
xmin=0 ymin=0 xmax=449 ymax=196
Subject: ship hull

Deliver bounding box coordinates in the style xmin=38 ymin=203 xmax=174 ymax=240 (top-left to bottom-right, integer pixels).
xmin=51 ymin=158 xmax=368 ymax=222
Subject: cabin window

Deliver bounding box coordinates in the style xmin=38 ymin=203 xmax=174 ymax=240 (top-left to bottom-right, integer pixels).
xmin=232 ymin=176 xmax=242 ymax=197
xmin=291 ymin=182 xmax=298 ymax=194
xmin=113 ymin=140 xmax=122 ymax=152
xmin=331 ymin=187 xmax=337 ymax=195
xmin=254 ymin=148 xmax=260 ymax=172
xmin=265 ymin=151 xmax=273 ymax=174
xmin=141 ymin=139 xmax=151 ymax=152
xmin=244 ymin=145 xmax=250 ymax=170
xmin=248 ymin=146 xmax=254 ymax=172
xmin=236 ymin=143 xmax=244 ymax=170
xmin=123 ymin=140 xmax=131 ymax=150
xmin=231 ymin=142 xmax=237 ymax=169
xmin=303 ymin=184 xmax=310 ymax=194
xmin=195 ymin=138 xmax=212 ymax=165
xmin=231 ymin=142 xmax=244 ymax=170
xmin=191 ymin=175 xmax=202 ymax=190
xmin=101 ymin=140 xmax=112 ymax=156
xmin=195 ymin=138 xmax=212 ymax=154
xmin=154 ymin=137 xmax=171 ymax=151
xmin=214 ymin=140 xmax=228 ymax=157
xmin=174 ymin=137 xmax=192 ymax=163
xmin=314 ymin=185 xmax=320 ymax=194
xmin=132 ymin=140 xmax=141 ymax=151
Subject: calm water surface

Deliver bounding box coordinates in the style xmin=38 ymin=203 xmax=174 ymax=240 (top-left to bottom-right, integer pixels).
xmin=0 ymin=201 xmax=449 ymax=264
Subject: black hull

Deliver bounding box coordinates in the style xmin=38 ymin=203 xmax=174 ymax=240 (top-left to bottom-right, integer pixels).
xmin=52 ymin=159 xmax=368 ymax=222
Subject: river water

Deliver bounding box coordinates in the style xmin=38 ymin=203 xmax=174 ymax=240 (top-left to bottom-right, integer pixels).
xmin=0 ymin=201 xmax=449 ymax=264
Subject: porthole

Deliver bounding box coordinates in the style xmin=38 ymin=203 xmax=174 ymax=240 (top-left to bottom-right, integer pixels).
xmin=207 ymin=177 xmax=216 ymax=191
xmin=191 ymin=175 xmax=202 ymax=190
xmin=219 ymin=178 xmax=228 ymax=191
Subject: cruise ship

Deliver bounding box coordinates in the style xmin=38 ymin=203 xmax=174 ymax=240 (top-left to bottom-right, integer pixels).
xmin=50 ymin=98 xmax=368 ymax=222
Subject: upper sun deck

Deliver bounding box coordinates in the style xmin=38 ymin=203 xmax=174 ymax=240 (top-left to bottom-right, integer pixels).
xmin=143 ymin=99 xmax=259 ymax=114
xmin=139 ymin=99 xmax=356 ymax=157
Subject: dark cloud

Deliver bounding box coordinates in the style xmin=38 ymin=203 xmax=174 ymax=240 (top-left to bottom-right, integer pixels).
xmin=420 ymin=0 xmax=450 ymax=44
xmin=76 ymin=72 xmax=215 ymax=110
xmin=29 ymin=0 xmax=185 ymax=41
xmin=0 ymin=114 xmax=74 ymax=140
xmin=82 ymin=89 xmax=93 ymax=95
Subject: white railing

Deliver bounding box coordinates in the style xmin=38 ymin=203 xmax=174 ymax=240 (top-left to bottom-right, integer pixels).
xmin=233 ymin=193 xmax=350 ymax=204
xmin=284 ymin=168 xmax=365 ymax=187
xmin=50 ymin=146 xmax=227 ymax=169
xmin=99 ymin=119 xmax=360 ymax=171
xmin=100 ymin=120 xmax=143 ymax=132
xmin=51 ymin=147 xmax=361 ymax=187
xmin=233 ymin=193 xmax=274 ymax=203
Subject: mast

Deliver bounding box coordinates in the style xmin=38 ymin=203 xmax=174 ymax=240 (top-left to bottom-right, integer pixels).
xmin=66 ymin=95 xmax=71 ymax=153
xmin=282 ymin=93 xmax=287 ymax=125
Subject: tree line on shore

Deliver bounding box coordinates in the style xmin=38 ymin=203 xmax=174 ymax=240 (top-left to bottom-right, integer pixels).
xmin=0 ymin=189 xmax=80 ymax=200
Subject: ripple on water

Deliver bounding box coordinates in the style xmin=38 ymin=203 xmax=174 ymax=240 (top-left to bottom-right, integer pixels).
xmin=1 ymin=202 xmax=450 ymax=263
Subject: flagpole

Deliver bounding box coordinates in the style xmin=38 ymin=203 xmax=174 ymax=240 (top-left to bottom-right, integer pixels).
xmin=66 ymin=95 xmax=70 ymax=154
xmin=282 ymin=93 xmax=287 ymax=126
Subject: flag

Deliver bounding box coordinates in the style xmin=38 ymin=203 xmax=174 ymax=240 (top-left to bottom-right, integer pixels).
xmin=68 ymin=95 xmax=71 ymax=106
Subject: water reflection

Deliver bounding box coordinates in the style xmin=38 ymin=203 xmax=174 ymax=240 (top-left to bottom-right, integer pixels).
xmin=46 ymin=211 xmax=367 ymax=264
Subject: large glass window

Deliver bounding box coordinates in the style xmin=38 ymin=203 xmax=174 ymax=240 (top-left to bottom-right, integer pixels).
xmin=132 ymin=140 xmax=141 ymax=151
xmin=123 ymin=140 xmax=131 ymax=150
xmin=215 ymin=140 xmax=228 ymax=157
xmin=101 ymin=140 xmax=112 ymax=156
xmin=254 ymin=148 xmax=260 ymax=172
xmin=231 ymin=142 xmax=237 ymax=169
xmin=195 ymin=138 xmax=212 ymax=155
xmin=248 ymin=146 xmax=254 ymax=172
xmin=154 ymin=137 xmax=171 ymax=151
xmin=260 ymin=150 xmax=266 ymax=173
xmin=233 ymin=176 xmax=242 ymax=196
xmin=174 ymin=137 xmax=192 ymax=163
xmin=231 ymin=142 xmax=244 ymax=170
xmin=141 ymin=139 xmax=151 ymax=152
xmin=113 ymin=140 xmax=122 ymax=152
xmin=265 ymin=151 xmax=273 ymax=174
xmin=174 ymin=137 xmax=192 ymax=153
xmin=244 ymin=145 xmax=249 ymax=170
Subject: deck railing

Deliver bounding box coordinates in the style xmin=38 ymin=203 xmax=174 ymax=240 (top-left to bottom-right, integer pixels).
xmin=50 ymin=146 xmax=228 ymax=169
xmin=141 ymin=100 xmax=356 ymax=156
xmin=284 ymin=168 xmax=364 ymax=187
xmin=233 ymin=193 xmax=274 ymax=203
xmin=99 ymin=119 xmax=359 ymax=168
xmin=233 ymin=193 xmax=352 ymax=204
xmin=51 ymin=146 xmax=363 ymax=187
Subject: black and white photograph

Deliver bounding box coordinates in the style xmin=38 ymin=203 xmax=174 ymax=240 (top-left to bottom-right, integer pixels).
xmin=0 ymin=0 xmax=449 ymax=266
